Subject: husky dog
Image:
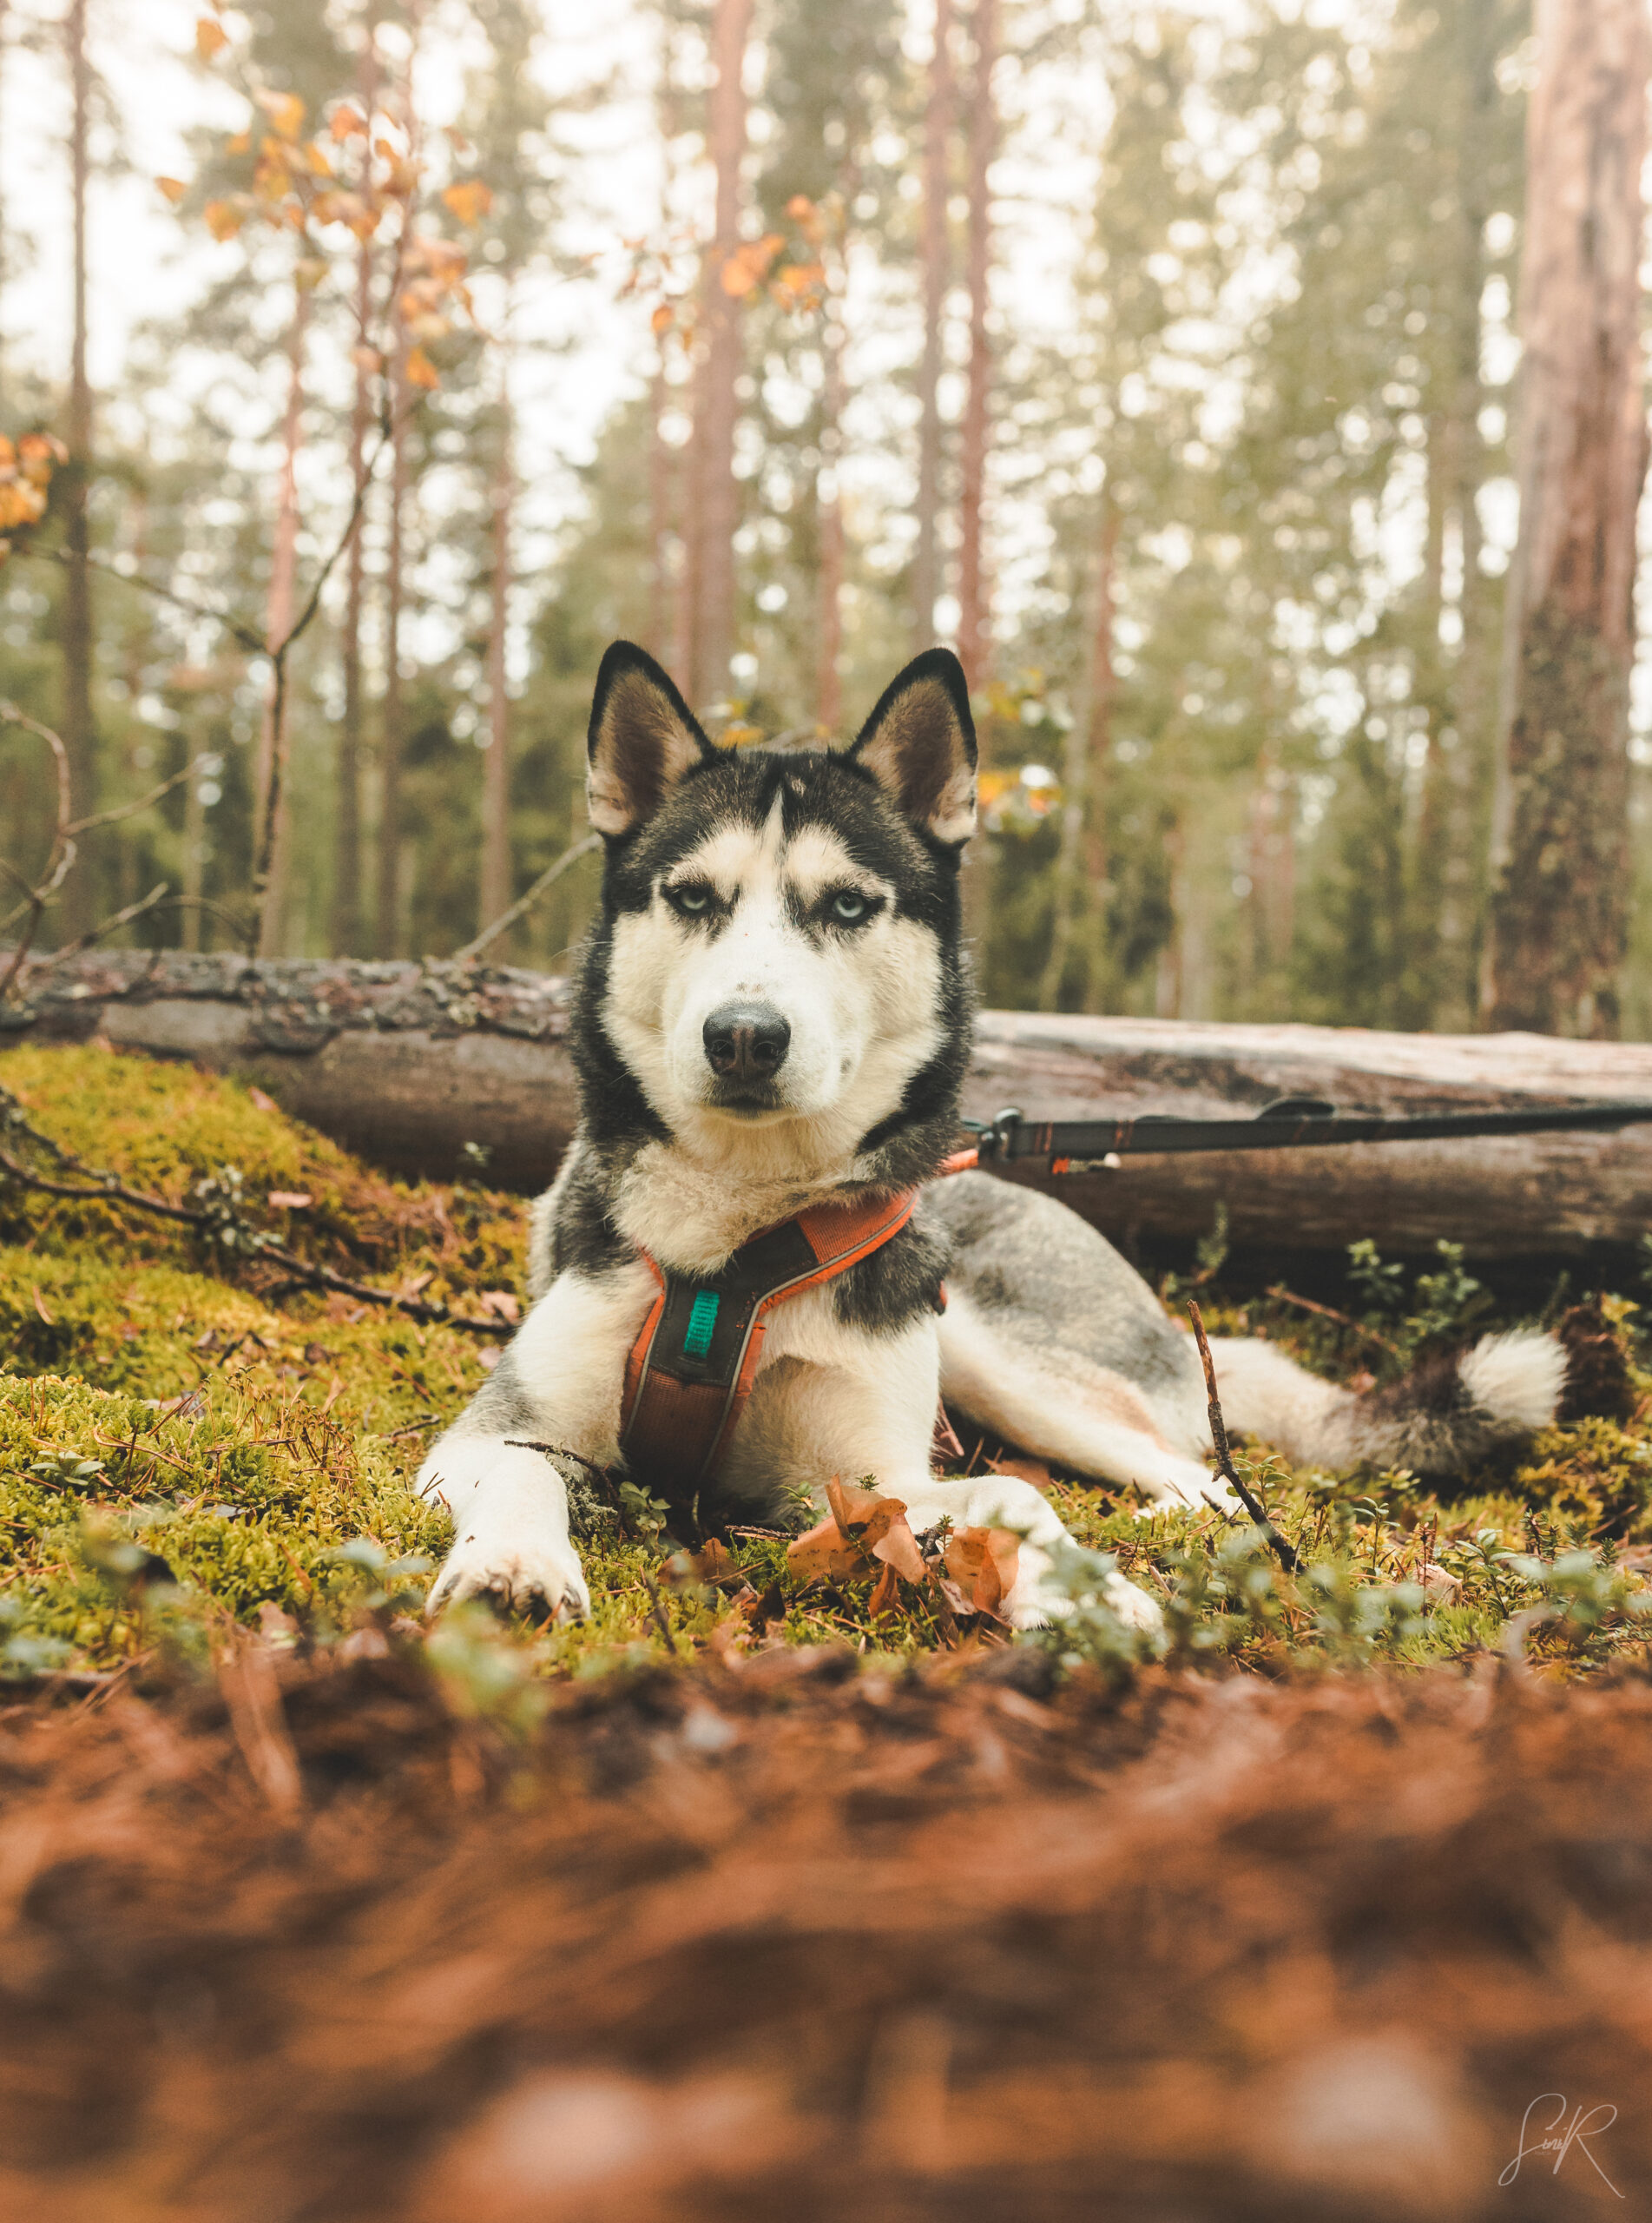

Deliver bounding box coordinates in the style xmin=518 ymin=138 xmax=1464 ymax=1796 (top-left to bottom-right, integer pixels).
xmin=419 ymin=641 xmax=1573 ymax=1629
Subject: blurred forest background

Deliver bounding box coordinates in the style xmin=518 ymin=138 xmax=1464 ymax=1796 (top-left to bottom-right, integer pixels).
xmin=2 ymin=0 xmax=1650 ymax=1033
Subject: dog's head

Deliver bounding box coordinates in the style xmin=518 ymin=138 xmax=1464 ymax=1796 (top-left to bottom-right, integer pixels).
xmin=576 ymin=641 xmax=977 ymax=1177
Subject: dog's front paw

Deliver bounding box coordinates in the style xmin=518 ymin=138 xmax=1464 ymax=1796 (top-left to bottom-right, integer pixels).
xmin=1004 ymin=1541 xmax=1163 ymax=1636
xmin=426 ymin=1530 xmax=589 ymax=1625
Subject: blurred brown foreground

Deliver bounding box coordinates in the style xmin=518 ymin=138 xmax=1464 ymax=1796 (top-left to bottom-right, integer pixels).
xmin=1 ymin=1646 xmax=1648 ymax=2222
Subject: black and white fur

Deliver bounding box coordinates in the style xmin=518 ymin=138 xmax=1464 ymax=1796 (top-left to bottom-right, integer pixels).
xmin=418 ymin=642 xmax=1573 ymax=1632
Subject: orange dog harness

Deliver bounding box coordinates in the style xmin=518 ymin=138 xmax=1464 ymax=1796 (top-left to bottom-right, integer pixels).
xmin=619 ymin=1189 xmax=918 ymax=1504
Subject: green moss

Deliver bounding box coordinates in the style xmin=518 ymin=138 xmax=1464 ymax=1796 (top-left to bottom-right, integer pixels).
xmin=4 ymin=1044 xmax=1652 ymax=1685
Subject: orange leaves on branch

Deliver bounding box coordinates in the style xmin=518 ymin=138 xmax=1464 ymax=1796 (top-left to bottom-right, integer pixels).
xmin=720 ymin=233 xmax=785 ymax=298
xmin=194 ymin=16 xmax=227 ymax=62
xmin=441 ymin=179 xmax=493 ymax=227
xmin=770 ymin=261 xmax=826 ymax=312
xmin=404 ymin=346 xmax=441 ymax=392
xmin=155 ymin=176 xmax=187 ymax=207
xmin=329 ymin=104 xmax=369 ymax=142
xmin=255 ymin=89 xmax=306 ymax=142
xmin=650 ymin=300 xmax=676 ymax=336
xmin=0 ymin=434 xmax=65 ymax=556
xmin=202 ymin=198 xmax=247 ymax=242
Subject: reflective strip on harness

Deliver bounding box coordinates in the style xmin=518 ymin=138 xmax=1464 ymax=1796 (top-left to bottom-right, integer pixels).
xmin=620 ymin=1189 xmax=918 ymax=1505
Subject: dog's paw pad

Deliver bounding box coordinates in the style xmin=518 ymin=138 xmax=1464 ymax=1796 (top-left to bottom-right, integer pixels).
xmin=427 ymin=1535 xmax=589 ymax=1625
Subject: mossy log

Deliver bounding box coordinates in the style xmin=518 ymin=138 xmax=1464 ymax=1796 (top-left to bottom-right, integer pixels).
xmin=10 ymin=950 xmax=1652 ymax=1263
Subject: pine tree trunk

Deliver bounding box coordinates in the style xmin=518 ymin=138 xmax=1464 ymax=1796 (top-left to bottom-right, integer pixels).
xmin=254 ymin=286 xmax=308 ymax=961
xmin=377 ymin=354 xmax=410 ymax=960
xmin=1039 ymin=500 xmax=1116 ymax=1011
xmin=686 ymin=0 xmax=754 ymax=712
xmin=478 ymin=357 xmax=514 ymax=936
xmin=956 ymin=0 xmax=996 ymax=691
xmin=60 ymin=0 xmax=95 ymax=938
xmin=816 ymin=251 xmax=847 ymax=734
xmin=1482 ymin=0 xmax=1650 ymax=1038
xmin=912 ymin=0 xmax=953 ymax=650
xmin=0 ymin=0 xmax=10 ymax=411
xmin=332 ymin=61 xmax=376 ymax=960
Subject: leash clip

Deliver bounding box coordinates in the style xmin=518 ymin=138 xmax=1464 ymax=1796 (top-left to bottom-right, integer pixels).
xmin=978 ymin=1106 xmax=1023 ymax=1164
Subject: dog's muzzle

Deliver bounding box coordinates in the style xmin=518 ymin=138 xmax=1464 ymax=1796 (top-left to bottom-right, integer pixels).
xmin=702 ymin=999 xmax=791 ymax=1106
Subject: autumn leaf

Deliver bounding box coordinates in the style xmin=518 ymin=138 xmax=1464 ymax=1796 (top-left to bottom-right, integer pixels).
xmin=442 ymin=178 xmax=494 ymax=227
xmin=650 ymin=300 xmax=675 ymax=335
xmin=944 ymin=1527 xmax=1021 ymax=1619
xmin=256 ymin=89 xmax=306 ymax=142
xmin=786 ymin=1512 xmax=867 ymax=1586
xmin=719 ymin=233 xmax=785 ymax=298
xmin=405 ymin=345 xmax=440 ymax=391
xmin=194 ymin=16 xmax=227 ymax=62
xmin=156 ymin=175 xmax=188 ymax=206
xmin=226 ymin=129 xmax=250 ymax=157
xmin=330 ymin=104 xmax=368 ymax=142
xmin=203 ymin=199 xmax=246 ymax=242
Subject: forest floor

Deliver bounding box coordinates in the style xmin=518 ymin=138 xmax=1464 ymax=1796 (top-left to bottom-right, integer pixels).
xmin=3 ymin=1045 xmax=1652 ymax=2220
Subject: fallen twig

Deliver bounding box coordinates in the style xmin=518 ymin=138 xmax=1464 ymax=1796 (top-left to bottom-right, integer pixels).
xmin=1187 ymin=1299 xmax=1300 ymax=1573
xmin=1266 ymin=1283 xmax=1404 ymax=1359
xmin=0 ymin=1087 xmax=511 ymax=1340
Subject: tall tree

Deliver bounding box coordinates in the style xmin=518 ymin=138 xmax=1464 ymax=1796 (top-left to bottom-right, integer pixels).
xmin=254 ymin=288 xmax=307 ymax=958
xmin=956 ymin=0 xmax=995 ymax=690
xmin=478 ymin=345 xmax=513 ymax=929
xmin=1037 ymin=498 xmax=1116 ymax=1010
xmin=912 ymin=0 xmax=952 ymax=651
xmin=332 ymin=39 xmax=378 ymax=959
xmin=1482 ymin=0 xmax=1650 ymax=1037
xmin=686 ymin=0 xmax=754 ymax=711
xmin=60 ymin=0 xmax=95 ymax=935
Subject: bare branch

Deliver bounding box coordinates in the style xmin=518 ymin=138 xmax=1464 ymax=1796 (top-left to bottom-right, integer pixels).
xmin=68 ymin=753 xmax=213 ymax=836
xmin=452 ymin=831 xmax=602 ymax=963
xmin=35 ymin=881 xmax=170 ymax=969
xmin=0 ymin=1088 xmax=511 ymax=1341
xmin=0 ymin=702 xmax=77 ymax=1005
xmin=1186 ymin=1299 xmax=1300 ymax=1572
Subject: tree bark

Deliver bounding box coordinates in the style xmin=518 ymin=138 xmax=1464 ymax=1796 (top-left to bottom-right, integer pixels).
xmin=686 ymin=0 xmax=754 ymax=713
xmin=955 ymin=0 xmax=996 ymax=690
xmin=912 ymin=0 xmax=953 ymax=650
xmin=60 ymin=0 xmax=95 ymax=938
xmin=816 ymin=251 xmax=846 ymax=735
xmin=254 ymin=286 xmax=308 ymax=962
xmin=376 ymin=353 xmax=410 ymax=960
xmin=15 ymin=953 xmax=1652 ymax=1266
xmin=332 ymin=56 xmax=377 ymax=960
xmin=478 ymin=353 xmax=514 ymax=936
xmin=1482 ymin=0 xmax=1650 ymax=1038
xmin=1039 ymin=499 xmax=1116 ymax=1012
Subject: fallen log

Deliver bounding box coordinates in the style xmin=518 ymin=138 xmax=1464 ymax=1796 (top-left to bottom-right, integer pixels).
xmin=6 ymin=950 xmax=1652 ymax=1265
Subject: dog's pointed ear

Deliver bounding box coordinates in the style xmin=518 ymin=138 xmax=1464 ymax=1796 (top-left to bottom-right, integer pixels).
xmin=848 ymin=648 xmax=977 ymax=845
xmin=586 ymin=641 xmax=715 ymax=838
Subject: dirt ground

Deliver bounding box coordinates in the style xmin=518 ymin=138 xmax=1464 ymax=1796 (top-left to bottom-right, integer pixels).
xmin=1 ymin=1643 xmax=1648 ymax=2223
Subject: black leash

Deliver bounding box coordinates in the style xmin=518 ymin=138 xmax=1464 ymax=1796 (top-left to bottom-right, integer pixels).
xmin=964 ymin=1093 xmax=1652 ymax=1174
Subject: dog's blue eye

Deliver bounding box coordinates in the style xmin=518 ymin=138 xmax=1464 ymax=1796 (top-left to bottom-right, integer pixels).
xmin=830 ymin=890 xmax=869 ymax=923
xmin=669 ymin=884 xmax=712 ymax=915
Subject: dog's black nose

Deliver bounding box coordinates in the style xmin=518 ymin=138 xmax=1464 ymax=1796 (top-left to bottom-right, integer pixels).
xmin=703 ymin=1001 xmax=791 ymax=1081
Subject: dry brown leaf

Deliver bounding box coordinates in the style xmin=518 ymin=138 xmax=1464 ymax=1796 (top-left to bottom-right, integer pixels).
xmin=31 ymin=1286 xmax=54 ymax=1326
xmin=247 ymin=1087 xmax=279 ymax=1113
xmin=786 ymin=1514 xmax=867 ymax=1586
xmin=868 ymin=1562 xmax=900 ymax=1619
xmin=944 ymin=1527 xmax=1021 ymax=1619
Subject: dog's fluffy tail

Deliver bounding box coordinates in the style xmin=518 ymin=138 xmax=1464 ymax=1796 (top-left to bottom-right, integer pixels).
xmin=1205 ymin=1329 xmax=1570 ymax=1476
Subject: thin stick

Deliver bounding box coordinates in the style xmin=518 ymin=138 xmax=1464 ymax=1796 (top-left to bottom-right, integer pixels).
xmin=1266 ymin=1283 xmax=1403 ymax=1359
xmin=34 ymin=881 xmax=168 ymax=967
xmin=453 ymin=831 xmax=602 ymax=962
xmin=1187 ymin=1299 xmax=1300 ymax=1572
xmin=68 ymin=755 xmax=212 ymax=835
xmin=0 ymin=703 xmax=76 ymax=1004
xmin=642 ymin=1571 xmax=681 ymax=1656
xmin=0 ymin=1093 xmax=510 ymax=1340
